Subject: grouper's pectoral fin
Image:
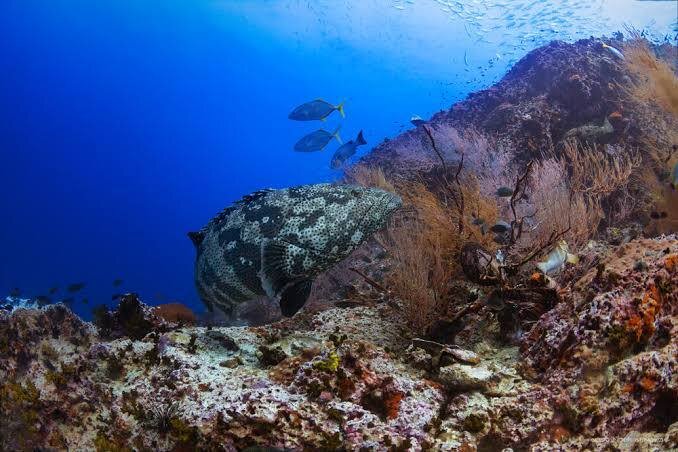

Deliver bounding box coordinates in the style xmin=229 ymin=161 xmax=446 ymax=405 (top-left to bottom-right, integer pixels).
xmin=260 ymin=238 xmax=315 ymax=316
xmin=280 ymin=278 xmax=313 ymax=317
xmin=259 ymin=239 xmax=304 ymax=295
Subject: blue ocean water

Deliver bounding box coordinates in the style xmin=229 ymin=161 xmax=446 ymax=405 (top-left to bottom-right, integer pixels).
xmin=0 ymin=0 xmax=675 ymax=318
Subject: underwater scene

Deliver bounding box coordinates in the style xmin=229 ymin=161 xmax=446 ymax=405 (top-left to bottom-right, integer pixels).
xmin=1 ymin=0 xmax=677 ymax=450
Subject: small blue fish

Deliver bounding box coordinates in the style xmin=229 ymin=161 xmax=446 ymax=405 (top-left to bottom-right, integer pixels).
xmin=602 ymin=43 xmax=624 ymax=60
xmin=288 ymin=99 xmax=345 ymax=121
xmin=293 ymin=126 xmax=342 ymax=152
xmin=330 ymin=130 xmax=367 ymax=169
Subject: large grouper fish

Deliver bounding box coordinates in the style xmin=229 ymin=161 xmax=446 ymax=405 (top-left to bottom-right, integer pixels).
xmin=188 ymin=183 xmax=402 ymax=317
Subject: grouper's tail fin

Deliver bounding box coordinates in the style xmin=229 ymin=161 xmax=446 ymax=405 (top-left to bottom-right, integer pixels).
xmin=336 ymin=101 xmax=345 ymax=118
xmin=356 ymin=130 xmax=366 ymax=146
xmin=188 ymin=231 xmax=205 ymax=247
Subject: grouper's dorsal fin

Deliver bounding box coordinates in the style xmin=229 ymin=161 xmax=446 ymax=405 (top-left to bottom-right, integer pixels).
xmin=235 ymin=188 xmax=274 ymax=207
xmin=188 ymin=231 xmax=205 ymax=247
xmin=198 ymin=189 xmax=275 ymax=238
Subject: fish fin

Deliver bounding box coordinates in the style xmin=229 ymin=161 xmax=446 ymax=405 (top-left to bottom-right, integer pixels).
xmin=279 ymin=279 xmax=313 ymax=317
xmin=188 ymin=231 xmax=205 ymax=247
xmin=356 ymin=130 xmax=366 ymax=146
xmin=332 ymin=125 xmax=342 ymax=144
xmin=260 ymin=239 xmax=305 ymax=297
xmin=566 ymin=253 xmax=579 ymax=265
xmin=336 ymin=101 xmax=345 ymax=118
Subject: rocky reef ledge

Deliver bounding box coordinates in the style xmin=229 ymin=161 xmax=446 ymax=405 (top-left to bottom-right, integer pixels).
xmin=1 ymin=234 xmax=676 ymax=450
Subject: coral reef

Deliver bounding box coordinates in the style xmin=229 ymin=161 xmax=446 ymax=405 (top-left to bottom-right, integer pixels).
xmin=2 ymin=233 xmax=674 ymax=450
xmin=2 ymin=36 xmax=677 ymax=450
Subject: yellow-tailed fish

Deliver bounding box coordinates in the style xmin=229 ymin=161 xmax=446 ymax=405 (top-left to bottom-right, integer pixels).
xmin=288 ymin=99 xmax=345 ymax=122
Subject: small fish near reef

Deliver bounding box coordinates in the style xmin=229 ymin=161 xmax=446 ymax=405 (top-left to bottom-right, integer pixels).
xmin=288 ymin=99 xmax=345 ymax=121
xmin=294 ymin=126 xmax=342 ymax=152
xmin=490 ymin=220 xmax=511 ymax=234
xmin=410 ymin=115 xmax=426 ymax=127
xmin=650 ymin=211 xmax=668 ymax=220
xmin=601 ymin=42 xmax=624 ymax=60
xmin=564 ymin=117 xmax=613 ymax=143
xmin=536 ymin=240 xmax=579 ymax=274
xmin=67 ymin=282 xmax=86 ymax=293
xmin=35 ymin=295 xmax=52 ymax=307
xmin=330 ymin=130 xmax=367 ymax=169
xmin=189 ymin=183 xmax=402 ymax=317
xmin=495 ymin=187 xmax=513 ymax=197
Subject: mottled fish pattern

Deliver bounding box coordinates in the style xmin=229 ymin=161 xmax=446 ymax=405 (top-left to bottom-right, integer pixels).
xmin=189 ymin=183 xmax=401 ymax=317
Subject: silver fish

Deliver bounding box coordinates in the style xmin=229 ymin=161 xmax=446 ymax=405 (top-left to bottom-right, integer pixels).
xmin=602 ymin=43 xmax=624 ymax=60
xmin=288 ymin=99 xmax=345 ymax=121
xmin=293 ymin=126 xmax=342 ymax=152
xmin=330 ymin=130 xmax=367 ymax=169
xmin=410 ymin=115 xmax=426 ymax=127
xmin=189 ymin=183 xmax=401 ymax=317
xmin=536 ymin=240 xmax=579 ymax=274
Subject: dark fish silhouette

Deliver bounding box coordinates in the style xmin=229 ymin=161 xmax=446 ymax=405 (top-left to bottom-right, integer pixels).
xmin=113 ymin=279 xmax=123 ymax=287
xmin=288 ymin=99 xmax=345 ymax=121
xmin=330 ymin=130 xmax=367 ymax=169
xmin=67 ymin=282 xmax=86 ymax=293
xmin=82 ymin=298 xmax=89 ymax=305
xmin=49 ymin=287 xmax=59 ymax=295
xmin=490 ymin=221 xmax=511 ymax=234
xmin=9 ymin=288 xmax=21 ymax=297
xmin=35 ymin=295 xmax=52 ymax=306
xmin=496 ymin=187 xmax=514 ymax=197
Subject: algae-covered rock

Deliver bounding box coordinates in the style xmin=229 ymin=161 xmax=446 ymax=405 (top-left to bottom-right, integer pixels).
xmin=439 ymin=363 xmax=493 ymax=390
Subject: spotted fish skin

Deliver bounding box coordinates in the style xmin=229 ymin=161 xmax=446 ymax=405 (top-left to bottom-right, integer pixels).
xmin=190 ymin=183 xmax=401 ymax=317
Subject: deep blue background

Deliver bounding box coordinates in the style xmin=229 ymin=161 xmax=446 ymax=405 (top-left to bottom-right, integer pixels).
xmin=1 ymin=0 xmax=674 ymax=318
